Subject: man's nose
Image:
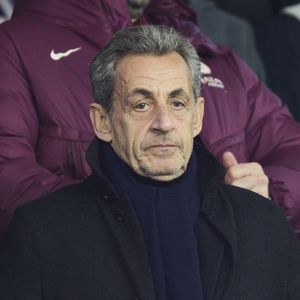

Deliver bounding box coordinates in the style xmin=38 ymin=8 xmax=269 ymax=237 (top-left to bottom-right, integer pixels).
xmin=151 ymin=105 xmax=175 ymax=133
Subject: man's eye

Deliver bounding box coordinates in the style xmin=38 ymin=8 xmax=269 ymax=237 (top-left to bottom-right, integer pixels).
xmin=133 ymin=103 xmax=150 ymax=111
xmin=172 ymin=100 xmax=185 ymax=109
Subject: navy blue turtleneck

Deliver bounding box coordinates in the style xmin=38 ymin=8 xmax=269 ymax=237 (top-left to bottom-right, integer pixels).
xmin=99 ymin=142 xmax=204 ymax=300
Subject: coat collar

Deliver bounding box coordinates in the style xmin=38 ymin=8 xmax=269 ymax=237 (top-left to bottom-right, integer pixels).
xmin=86 ymin=138 xmax=237 ymax=300
xmin=197 ymin=185 xmax=238 ymax=300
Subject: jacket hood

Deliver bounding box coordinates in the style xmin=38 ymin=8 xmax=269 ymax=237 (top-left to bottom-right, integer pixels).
xmin=145 ymin=0 xmax=198 ymax=23
xmin=12 ymin=0 xmax=195 ymax=27
xmin=13 ymin=0 xmax=131 ymax=28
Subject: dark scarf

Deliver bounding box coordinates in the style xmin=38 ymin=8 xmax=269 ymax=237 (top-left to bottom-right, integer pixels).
xmin=100 ymin=142 xmax=204 ymax=300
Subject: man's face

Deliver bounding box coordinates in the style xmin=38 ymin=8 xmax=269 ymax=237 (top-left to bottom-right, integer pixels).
xmin=91 ymin=52 xmax=204 ymax=181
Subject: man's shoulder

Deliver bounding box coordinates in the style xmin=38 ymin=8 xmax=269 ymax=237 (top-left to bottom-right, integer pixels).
xmin=16 ymin=177 xmax=99 ymax=227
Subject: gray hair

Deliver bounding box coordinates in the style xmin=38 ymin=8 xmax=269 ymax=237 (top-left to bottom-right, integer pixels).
xmin=90 ymin=25 xmax=201 ymax=112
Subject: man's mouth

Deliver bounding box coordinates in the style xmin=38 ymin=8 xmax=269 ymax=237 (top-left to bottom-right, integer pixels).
xmin=145 ymin=145 xmax=179 ymax=155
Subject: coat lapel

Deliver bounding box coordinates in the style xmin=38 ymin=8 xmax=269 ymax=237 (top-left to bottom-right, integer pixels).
xmin=197 ymin=185 xmax=237 ymax=300
xmin=96 ymin=190 xmax=156 ymax=300
xmin=196 ymin=215 xmax=225 ymax=300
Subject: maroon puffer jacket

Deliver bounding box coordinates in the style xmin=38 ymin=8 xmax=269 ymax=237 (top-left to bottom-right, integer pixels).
xmin=0 ymin=0 xmax=300 ymax=236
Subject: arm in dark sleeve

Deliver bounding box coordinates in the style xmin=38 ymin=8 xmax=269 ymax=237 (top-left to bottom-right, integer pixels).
xmin=0 ymin=211 xmax=42 ymax=300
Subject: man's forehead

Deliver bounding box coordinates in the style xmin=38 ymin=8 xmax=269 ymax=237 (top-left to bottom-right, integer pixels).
xmin=113 ymin=53 xmax=194 ymax=97
xmin=115 ymin=52 xmax=190 ymax=77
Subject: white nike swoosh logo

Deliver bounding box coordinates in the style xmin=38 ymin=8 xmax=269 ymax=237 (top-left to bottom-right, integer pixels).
xmin=50 ymin=47 xmax=82 ymax=61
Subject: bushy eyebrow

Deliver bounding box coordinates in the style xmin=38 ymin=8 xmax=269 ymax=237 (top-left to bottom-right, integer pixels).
xmin=169 ymin=88 xmax=191 ymax=101
xmin=129 ymin=88 xmax=191 ymax=101
xmin=130 ymin=88 xmax=154 ymax=99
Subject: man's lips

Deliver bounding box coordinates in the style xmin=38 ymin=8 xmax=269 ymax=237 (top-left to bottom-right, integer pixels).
xmin=145 ymin=144 xmax=179 ymax=151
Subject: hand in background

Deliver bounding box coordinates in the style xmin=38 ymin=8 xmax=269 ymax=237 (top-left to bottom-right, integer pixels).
xmin=222 ymin=151 xmax=270 ymax=199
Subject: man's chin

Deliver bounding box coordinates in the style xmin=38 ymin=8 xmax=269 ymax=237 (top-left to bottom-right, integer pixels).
xmin=149 ymin=173 xmax=183 ymax=182
xmin=138 ymin=161 xmax=186 ymax=181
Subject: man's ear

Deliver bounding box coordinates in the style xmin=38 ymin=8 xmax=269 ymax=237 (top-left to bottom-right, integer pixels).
xmin=193 ymin=96 xmax=204 ymax=137
xmin=90 ymin=102 xmax=113 ymax=142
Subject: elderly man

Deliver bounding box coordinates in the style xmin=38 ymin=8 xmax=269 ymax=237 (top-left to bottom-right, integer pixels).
xmin=0 ymin=25 xmax=299 ymax=300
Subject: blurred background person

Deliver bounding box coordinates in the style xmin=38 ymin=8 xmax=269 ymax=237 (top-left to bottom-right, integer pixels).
xmin=256 ymin=0 xmax=300 ymax=122
xmin=214 ymin=0 xmax=274 ymax=27
xmin=185 ymin=0 xmax=265 ymax=80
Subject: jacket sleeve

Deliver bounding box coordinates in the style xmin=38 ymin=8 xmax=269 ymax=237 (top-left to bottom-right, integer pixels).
xmin=234 ymin=55 xmax=300 ymax=236
xmin=0 ymin=211 xmax=42 ymax=300
xmin=0 ymin=28 xmax=76 ymax=236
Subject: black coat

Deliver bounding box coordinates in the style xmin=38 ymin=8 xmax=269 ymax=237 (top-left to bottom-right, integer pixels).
xmin=0 ymin=141 xmax=300 ymax=300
